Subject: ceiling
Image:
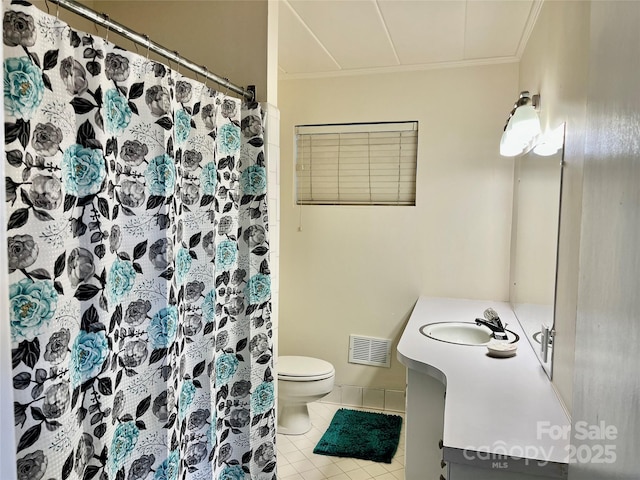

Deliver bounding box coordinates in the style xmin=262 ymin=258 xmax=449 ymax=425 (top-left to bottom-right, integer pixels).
xmin=278 ymin=0 xmax=543 ymax=79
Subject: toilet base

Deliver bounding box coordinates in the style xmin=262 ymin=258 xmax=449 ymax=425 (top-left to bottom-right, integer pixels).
xmin=278 ymin=403 xmax=312 ymax=435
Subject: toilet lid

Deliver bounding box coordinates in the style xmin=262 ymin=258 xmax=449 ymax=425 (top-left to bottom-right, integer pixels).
xmin=278 ymin=356 xmax=335 ymax=381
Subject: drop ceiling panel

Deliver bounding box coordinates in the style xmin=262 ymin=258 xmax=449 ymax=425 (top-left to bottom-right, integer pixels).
xmin=465 ymin=0 xmax=534 ymax=59
xmin=278 ymin=1 xmax=340 ymax=74
xmin=378 ymin=0 xmax=466 ymax=65
xmin=288 ymin=0 xmax=398 ymax=70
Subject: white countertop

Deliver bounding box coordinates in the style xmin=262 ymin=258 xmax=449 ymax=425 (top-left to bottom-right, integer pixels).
xmin=397 ymin=296 xmax=570 ymax=470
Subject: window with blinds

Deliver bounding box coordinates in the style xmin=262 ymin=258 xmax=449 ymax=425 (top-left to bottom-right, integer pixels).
xmin=295 ymin=121 xmax=418 ymax=206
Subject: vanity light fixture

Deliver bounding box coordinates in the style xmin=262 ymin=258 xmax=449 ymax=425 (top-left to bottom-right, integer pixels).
xmin=500 ymin=91 xmax=541 ymax=157
xmin=533 ymin=124 xmax=564 ymax=156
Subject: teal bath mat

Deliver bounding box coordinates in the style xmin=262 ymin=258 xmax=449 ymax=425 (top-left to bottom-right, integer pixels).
xmin=313 ymin=409 xmax=403 ymax=463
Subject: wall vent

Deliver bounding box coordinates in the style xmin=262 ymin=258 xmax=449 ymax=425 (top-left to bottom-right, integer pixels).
xmin=348 ymin=335 xmax=391 ymax=368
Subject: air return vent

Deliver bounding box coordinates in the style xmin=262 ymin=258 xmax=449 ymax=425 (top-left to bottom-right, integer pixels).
xmin=348 ymin=335 xmax=391 ymax=368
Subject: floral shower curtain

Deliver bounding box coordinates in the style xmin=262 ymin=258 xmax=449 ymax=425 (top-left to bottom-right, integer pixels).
xmin=3 ymin=2 xmax=275 ymax=480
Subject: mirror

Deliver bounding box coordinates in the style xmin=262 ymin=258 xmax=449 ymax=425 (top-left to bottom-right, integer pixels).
xmin=509 ymin=125 xmax=565 ymax=378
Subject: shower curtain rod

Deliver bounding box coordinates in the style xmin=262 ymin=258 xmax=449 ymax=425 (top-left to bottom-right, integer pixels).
xmin=46 ymin=0 xmax=255 ymax=101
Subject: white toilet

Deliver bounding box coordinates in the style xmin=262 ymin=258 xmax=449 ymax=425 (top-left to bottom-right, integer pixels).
xmin=277 ymin=356 xmax=335 ymax=435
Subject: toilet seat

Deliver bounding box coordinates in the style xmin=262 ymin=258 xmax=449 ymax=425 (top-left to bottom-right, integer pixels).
xmin=278 ymin=356 xmax=335 ymax=382
xmin=277 ymin=356 xmax=335 ymax=434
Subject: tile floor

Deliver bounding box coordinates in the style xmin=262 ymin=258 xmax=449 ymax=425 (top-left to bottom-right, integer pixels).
xmin=276 ymin=402 xmax=406 ymax=480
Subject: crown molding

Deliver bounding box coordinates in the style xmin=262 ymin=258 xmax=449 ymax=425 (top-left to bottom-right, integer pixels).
xmin=279 ymin=56 xmax=520 ymax=81
xmin=516 ymin=0 xmax=545 ymax=59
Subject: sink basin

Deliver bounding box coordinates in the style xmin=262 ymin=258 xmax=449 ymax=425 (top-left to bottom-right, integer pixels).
xmin=419 ymin=322 xmax=519 ymax=346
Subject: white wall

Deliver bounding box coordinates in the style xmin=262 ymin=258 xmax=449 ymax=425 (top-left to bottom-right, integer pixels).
xmin=519 ymin=5 xmax=640 ymax=475
xmin=278 ymin=64 xmax=518 ymax=390
xmin=263 ymin=103 xmax=281 ymax=387
xmin=569 ymin=2 xmax=640 ymax=477
xmin=518 ymin=0 xmax=591 ymax=414
xmin=267 ymin=0 xmax=279 ymax=106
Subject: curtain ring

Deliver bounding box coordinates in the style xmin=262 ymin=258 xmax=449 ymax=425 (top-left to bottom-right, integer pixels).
xmin=44 ymin=0 xmax=50 ymax=14
xmin=223 ymin=78 xmax=230 ymax=96
xmin=145 ymin=35 xmax=150 ymax=60
xmin=103 ymin=14 xmax=110 ymax=43
xmin=56 ymin=2 xmax=59 ymax=20
xmin=174 ymin=51 xmax=180 ymax=75
xmin=203 ymin=67 xmax=209 ymax=88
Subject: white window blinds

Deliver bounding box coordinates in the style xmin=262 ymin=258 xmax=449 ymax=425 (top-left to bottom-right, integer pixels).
xmin=295 ymin=122 xmax=418 ymax=206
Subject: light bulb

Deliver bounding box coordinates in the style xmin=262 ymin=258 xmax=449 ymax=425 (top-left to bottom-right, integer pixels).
xmin=509 ymin=105 xmax=541 ymax=143
xmin=499 ymin=104 xmax=542 ymax=157
xmin=533 ymin=141 xmax=559 ymax=156
xmin=500 ymin=127 xmax=524 ymax=157
xmin=533 ymin=124 xmax=564 ymax=156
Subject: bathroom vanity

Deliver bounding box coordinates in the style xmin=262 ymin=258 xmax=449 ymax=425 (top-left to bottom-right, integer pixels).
xmin=397 ymin=296 xmax=570 ymax=480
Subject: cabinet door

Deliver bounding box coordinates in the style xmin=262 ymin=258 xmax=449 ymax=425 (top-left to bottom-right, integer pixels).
xmin=405 ymin=369 xmax=446 ymax=480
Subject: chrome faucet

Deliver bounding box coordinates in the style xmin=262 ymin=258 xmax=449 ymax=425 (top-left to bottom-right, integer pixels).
xmin=475 ymin=308 xmax=509 ymax=340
